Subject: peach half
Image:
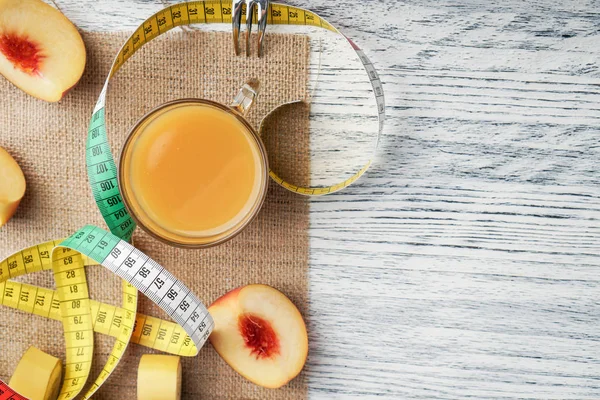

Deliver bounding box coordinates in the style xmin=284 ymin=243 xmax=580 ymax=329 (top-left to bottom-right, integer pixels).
xmin=0 ymin=146 xmax=25 ymax=227
xmin=0 ymin=0 xmax=86 ymax=102
xmin=208 ymin=284 xmax=308 ymax=389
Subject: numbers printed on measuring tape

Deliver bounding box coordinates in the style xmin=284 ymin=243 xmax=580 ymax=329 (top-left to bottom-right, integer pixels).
xmin=138 ymin=266 xmax=150 ymax=278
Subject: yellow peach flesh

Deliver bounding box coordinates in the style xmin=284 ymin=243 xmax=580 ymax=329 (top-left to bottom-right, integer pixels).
xmin=209 ymin=284 xmax=308 ymax=389
xmin=0 ymin=147 xmax=25 ymax=226
xmin=0 ymin=0 xmax=86 ymax=102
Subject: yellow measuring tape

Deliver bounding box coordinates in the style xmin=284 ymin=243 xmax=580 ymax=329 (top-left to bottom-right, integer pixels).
xmin=1 ymin=1 xmax=384 ymax=399
xmin=0 ymin=280 xmax=196 ymax=356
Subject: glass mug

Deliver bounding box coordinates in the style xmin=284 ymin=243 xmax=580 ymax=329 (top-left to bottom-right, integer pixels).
xmin=118 ymin=79 xmax=269 ymax=248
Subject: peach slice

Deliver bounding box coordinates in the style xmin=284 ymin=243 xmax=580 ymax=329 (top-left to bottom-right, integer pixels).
xmin=0 ymin=0 xmax=86 ymax=102
xmin=0 ymin=146 xmax=25 ymax=227
xmin=208 ymin=284 xmax=308 ymax=389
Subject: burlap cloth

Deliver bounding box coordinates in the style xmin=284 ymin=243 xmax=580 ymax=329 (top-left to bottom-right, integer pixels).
xmin=0 ymin=31 xmax=310 ymax=399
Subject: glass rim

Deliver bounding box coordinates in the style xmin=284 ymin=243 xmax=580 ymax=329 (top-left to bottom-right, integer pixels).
xmin=118 ymin=98 xmax=270 ymax=249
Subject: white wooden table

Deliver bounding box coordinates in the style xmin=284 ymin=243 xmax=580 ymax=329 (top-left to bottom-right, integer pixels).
xmin=57 ymin=0 xmax=600 ymax=398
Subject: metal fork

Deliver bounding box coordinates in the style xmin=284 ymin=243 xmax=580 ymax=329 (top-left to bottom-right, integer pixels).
xmin=232 ymin=0 xmax=270 ymax=57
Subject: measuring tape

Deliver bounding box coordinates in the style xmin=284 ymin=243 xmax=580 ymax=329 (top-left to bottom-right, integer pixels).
xmin=1 ymin=1 xmax=384 ymax=398
xmin=0 ymin=281 xmax=198 ymax=356
xmin=0 ymin=226 xmax=212 ymax=400
xmin=86 ymin=0 xmax=385 ymax=241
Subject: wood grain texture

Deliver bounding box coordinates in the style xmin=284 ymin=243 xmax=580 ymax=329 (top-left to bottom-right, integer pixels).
xmin=49 ymin=0 xmax=600 ymax=398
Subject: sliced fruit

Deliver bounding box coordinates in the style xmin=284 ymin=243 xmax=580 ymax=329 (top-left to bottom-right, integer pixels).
xmin=208 ymin=284 xmax=308 ymax=389
xmin=0 ymin=146 xmax=26 ymax=227
xmin=0 ymin=0 xmax=86 ymax=102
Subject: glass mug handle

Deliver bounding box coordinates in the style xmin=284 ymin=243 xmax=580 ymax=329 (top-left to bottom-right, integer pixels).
xmin=230 ymin=78 xmax=260 ymax=117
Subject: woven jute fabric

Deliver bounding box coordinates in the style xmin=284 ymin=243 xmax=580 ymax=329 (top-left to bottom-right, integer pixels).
xmin=0 ymin=31 xmax=310 ymax=399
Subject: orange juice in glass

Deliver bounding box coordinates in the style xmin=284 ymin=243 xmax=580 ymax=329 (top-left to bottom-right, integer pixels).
xmin=119 ymin=80 xmax=268 ymax=248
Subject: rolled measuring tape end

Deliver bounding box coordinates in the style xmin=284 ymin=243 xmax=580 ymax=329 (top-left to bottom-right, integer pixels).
xmin=9 ymin=346 xmax=62 ymax=400
xmin=137 ymin=355 xmax=182 ymax=400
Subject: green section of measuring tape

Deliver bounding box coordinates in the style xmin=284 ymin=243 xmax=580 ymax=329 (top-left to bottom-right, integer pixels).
xmin=87 ymin=108 xmax=134 ymax=241
xmin=86 ymin=0 xmax=385 ymax=241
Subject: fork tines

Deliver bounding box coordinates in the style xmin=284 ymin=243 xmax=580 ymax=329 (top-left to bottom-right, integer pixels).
xmin=232 ymin=0 xmax=270 ymax=57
